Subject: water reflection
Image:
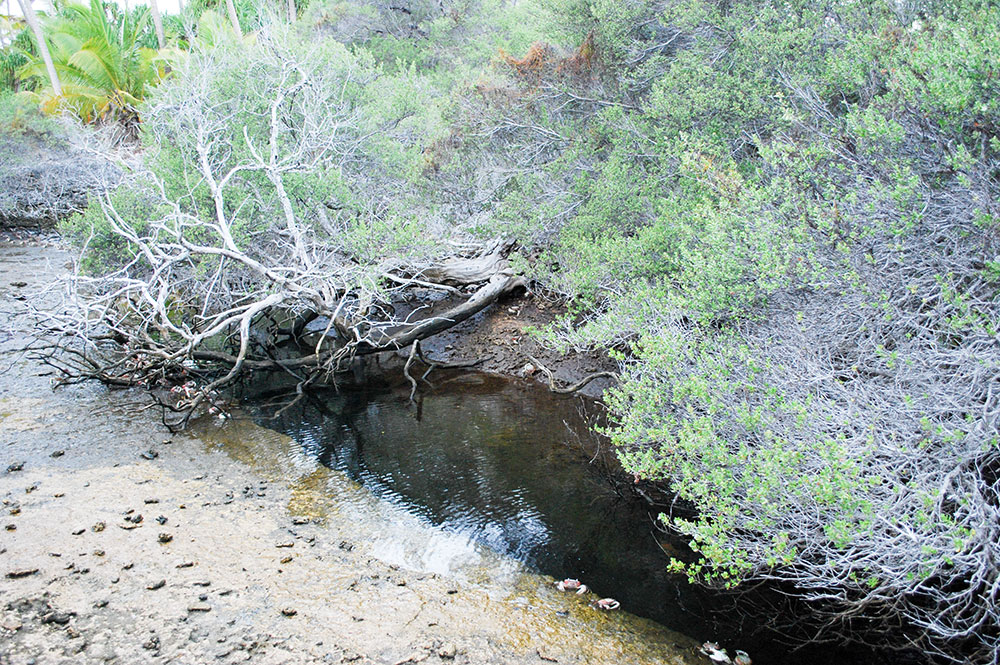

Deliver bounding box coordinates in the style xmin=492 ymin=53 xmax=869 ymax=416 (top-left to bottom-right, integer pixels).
xmin=242 ymin=373 xmax=889 ymax=665
xmin=246 ymin=374 xmax=707 ymax=627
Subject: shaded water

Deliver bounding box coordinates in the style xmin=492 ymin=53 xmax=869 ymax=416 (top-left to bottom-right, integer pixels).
xmin=242 ymin=372 xmax=890 ymax=665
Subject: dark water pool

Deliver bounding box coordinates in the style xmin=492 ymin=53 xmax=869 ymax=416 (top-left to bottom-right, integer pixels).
xmin=243 ymin=372 xmax=894 ymax=665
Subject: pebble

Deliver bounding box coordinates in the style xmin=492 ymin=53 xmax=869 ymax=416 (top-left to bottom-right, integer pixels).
xmin=280 ymin=608 xmax=297 ymax=617
xmin=5 ymin=462 xmax=24 ymax=473
xmin=275 ymin=542 xmax=294 ymax=548
xmin=92 ymin=521 xmax=106 ymax=532
xmin=51 ymin=450 xmax=64 ymax=458
xmin=158 ymin=533 xmax=173 ymax=543
xmin=176 ymin=561 xmax=196 ymax=569
xmin=71 ymin=529 xmax=85 ymax=536
xmin=1 ymin=618 xmax=23 ymax=631
xmin=146 ymin=579 xmax=166 ymax=591
xmin=40 ymin=611 xmax=74 ymax=625
xmin=4 ymin=524 xmax=14 ymax=531
xmin=140 ymin=450 xmax=158 ymax=460
xmin=6 ymin=568 xmax=39 ymax=579
xmin=438 ymin=643 xmax=457 ymax=659
xmin=188 ymin=604 xmax=212 ymax=612
xmin=280 ymin=556 xmax=293 ymax=564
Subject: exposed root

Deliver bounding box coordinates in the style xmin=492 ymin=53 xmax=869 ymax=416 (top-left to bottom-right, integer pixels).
xmin=528 ymin=355 xmax=616 ymax=394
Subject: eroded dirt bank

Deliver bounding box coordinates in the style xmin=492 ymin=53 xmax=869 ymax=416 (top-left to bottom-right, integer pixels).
xmin=0 ymin=238 xmax=701 ymax=665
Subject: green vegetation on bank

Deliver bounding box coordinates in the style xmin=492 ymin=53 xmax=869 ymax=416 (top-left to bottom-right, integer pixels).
xmin=6 ymin=0 xmax=997 ymax=661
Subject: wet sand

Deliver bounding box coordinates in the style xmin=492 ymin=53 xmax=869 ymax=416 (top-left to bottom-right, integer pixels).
xmin=0 ymin=239 xmax=702 ymax=665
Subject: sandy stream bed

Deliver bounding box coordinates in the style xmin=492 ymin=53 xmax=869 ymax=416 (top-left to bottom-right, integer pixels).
xmin=0 ymin=238 xmax=702 ymax=665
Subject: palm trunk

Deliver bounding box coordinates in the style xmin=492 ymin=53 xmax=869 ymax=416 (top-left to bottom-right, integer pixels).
xmin=224 ymin=0 xmax=241 ymax=37
xmin=17 ymin=0 xmax=61 ymax=97
xmin=286 ymin=0 xmax=295 ymax=23
xmin=149 ymin=0 xmax=165 ymax=48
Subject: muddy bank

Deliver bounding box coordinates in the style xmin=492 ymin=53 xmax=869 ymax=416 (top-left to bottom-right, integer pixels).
xmin=0 ymin=239 xmax=702 ymax=664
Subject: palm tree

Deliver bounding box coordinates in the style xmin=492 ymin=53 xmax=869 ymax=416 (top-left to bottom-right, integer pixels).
xmin=224 ymin=0 xmax=240 ymax=37
xmin=16 ymin=0 xmax=61 ymax=96
xmin=149 ymin=0 xmax=164 ymax=48
xmin=286 ymin=0 xmax=294 ymax=23
xmin=19 ymin=0 xmax=174 ymax=127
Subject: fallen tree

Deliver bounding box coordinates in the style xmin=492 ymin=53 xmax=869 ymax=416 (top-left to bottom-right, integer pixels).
xmin=35 ymin=24 xmax=528 ymax=427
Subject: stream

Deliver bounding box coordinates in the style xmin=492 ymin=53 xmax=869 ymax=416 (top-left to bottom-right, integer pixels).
xmin=240 ymin=372 xmax=891 ymax=665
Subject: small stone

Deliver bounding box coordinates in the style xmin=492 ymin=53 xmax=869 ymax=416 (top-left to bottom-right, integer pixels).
xmin=93 ymin=549 xmax=105 ymax=557
xmin=291 ymin=517 xmax=309 ymax=525
xmin=71 ymin=528 xmax=85 ymax=535
xmin=280 ymin=556 xmax=293 ymax=564
xmin=4 ymin=524 xmax=14 ymax=531
xmin=6 ymin=568 xmax=39 ymax=579
xmin=438 ymin=644 xmax=457 ymax=659
xmin=146 ymin=579 xmax=166 ymax=591
xmin=94 ymin=599 xmax=109 ymax=608
xmin=140 ymin=450 xmax=158 ymax=460
xmin=40 ymin=611 xmax=73 ymax=625
xmin=1 ymin=618 xmax=23 ymax=631
xmin=92 ymin=521 xmax=106 ymax=532
xmin=275 ymin=542 xmax=293 ymax=548
xmin=280 ymin=608 xmax=297 ymax=617
xmin=192 ymin=581 xmax=211 ymax=587
xmin=5 ymin=462 xmax=24 ymax=473
xmin=51 ymin=450 xmax=64 ymax=458
xmin=144 ymin=498 xmax=160 ymax=504
xmin=53 ymin=493 xmax=65 ymax=498
xmin=188 ymin=604 xmax=212 ymax=613
xmin=155 ymin=515 xmax=168 ymax=525
xmin=158 ymin=533 xmax=173 ymax=544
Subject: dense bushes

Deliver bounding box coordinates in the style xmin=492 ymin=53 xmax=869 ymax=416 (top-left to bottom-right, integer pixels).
xmin=450 ymin=0 xmax=998 ymax=660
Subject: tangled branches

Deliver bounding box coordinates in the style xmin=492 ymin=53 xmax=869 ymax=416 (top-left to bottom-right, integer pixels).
xmin=36 ymin=25 xmax=522 ymax=428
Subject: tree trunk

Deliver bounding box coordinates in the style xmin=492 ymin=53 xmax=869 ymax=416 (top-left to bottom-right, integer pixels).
xmin=224 ymin=0 xmax=241 ymax=37
xmin=286 ymin=0 xmax=295 ymax=23
xmin=17 ymin=0 xmax=61 ymax=97
xmin=149 ymin=0 xmax=165 ymax=48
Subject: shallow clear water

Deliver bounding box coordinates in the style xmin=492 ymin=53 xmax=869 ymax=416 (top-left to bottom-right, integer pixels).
xmin=243 ymin=372 xmax=891 ymax=665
